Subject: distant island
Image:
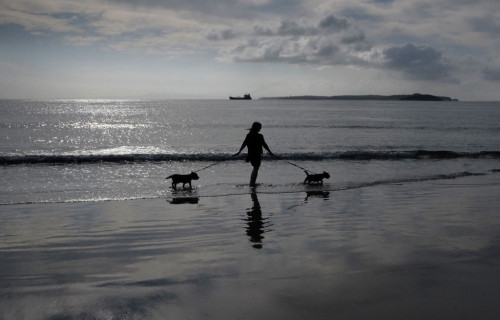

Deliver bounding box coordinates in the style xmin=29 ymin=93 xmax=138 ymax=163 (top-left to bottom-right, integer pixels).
xmin=260 ymin=93 xmax=458 ymax=101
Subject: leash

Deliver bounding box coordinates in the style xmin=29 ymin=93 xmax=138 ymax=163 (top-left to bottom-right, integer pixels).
xmin=193 ymin=154 xmax=319 ymax=175
xmin=193 ymin=158 xmax=231 ymax=173
xmin=272 ymin=155 xmax=319 ymax=174
xmin=194 ymin=161 xmax=223 ymax=173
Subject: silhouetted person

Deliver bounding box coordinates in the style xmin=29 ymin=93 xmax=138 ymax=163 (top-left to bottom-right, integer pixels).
xmin=233 ymin=122 xmax=274 ymax=187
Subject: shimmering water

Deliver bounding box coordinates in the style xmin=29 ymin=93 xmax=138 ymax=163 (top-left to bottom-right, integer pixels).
xmin=1 ymin=99 xmax=500 ymax=319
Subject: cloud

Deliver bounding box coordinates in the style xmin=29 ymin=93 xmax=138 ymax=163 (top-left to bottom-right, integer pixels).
xmin=0 ymin=6 xmax=81 ymax=33
xmin=253 ymin=20 xmax=316 ymax=37
xmin=318 ymin=14 xmax=350 ymax=32
xmin=64 ymin=35 xmax=103 ymax=46
xmin=341 ymin=32 xmax=366 ymax=44
xmin=469 ymin=16 xmax=500 ymax=36
xmin=276 ymin=20 xmax=316 ymax=36
xmin=380 ymin=43 xmax=456 ymax=81
xmin=220 ymin=14 xmax=461 ymax=84
xmin=483 ymin=67 xmax=500 ymax=81
xmin=223 ymin=14 xmax=368 ymax=65
xmin=252 ymin=14 xmax=350 ymax=37
xmin=206 ymin=29 xmax=237 ymax=41
xmin=95 ymin=0 xmax=306 ymax=20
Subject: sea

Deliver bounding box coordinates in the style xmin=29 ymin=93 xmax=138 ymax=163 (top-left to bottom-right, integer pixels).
xmin=2 ymin=99 xmax=500 ymax=319
xmin=1 ymin=99 xmax=500 ymax=204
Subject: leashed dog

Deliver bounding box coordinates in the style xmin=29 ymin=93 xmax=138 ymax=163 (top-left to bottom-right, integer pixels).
xmin=166 ymin=172 xmax=199 ymax=189
xmin=303 ymin=171 xmax=330 ymax=185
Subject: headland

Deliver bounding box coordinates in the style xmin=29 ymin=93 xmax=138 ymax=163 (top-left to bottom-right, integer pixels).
xmin=260 ymin=93 xmax=458 ymax=101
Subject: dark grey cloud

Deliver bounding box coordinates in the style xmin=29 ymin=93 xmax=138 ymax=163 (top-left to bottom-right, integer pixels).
xmin=318 ymin=15 xmax=350 ymax=32
xmin=253 ymin=25 xmax=274 ymax=36
xmin=206 ymin=29 xmax=237 ymax=41
xmin=253 ymin=20 xmax=317 ymax=37
xmin=382 ymin=43 xmax=455 ymax=81
xmin=469 ymin=16 xmax=500 ymax=36
xmin=341 ymin=32 xmax=366 ymax=44
xmin=277 ymin=20 xmax=316 ymax=36
xmin=483 ymin=67 xmax=500 ymax=81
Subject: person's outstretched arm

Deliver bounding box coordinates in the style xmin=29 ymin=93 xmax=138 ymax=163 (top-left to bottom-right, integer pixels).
xmin=233 ymin=137 xmax=248 ymax=157
xmin=262 ymin=138 xmax=274 ymax=156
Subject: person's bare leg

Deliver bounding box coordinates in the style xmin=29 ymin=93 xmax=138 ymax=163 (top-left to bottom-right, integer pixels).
xmin=250 ymin=166 xmax=259 ymax=186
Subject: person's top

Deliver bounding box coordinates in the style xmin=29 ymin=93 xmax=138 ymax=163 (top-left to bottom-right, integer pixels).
xmin=241 ymin=131 xmax=269 ymax=161
xmin=234 ymin=121 xmax=274 ymax=159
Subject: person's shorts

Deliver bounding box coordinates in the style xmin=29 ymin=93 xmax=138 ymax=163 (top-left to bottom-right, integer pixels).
xmin=246 ymin=155 xmax=261 ymax=168
xmin=250 ymin=158 xmax=261 ymax=168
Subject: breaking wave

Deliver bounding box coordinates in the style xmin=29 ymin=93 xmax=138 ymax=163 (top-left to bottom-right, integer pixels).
xmin=1 ymin=150 xmax=500 ymax=165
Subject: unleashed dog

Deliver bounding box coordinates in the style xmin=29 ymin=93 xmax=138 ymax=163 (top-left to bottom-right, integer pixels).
xmin=166 ymin=172 xmax=199 ymax=189
xmin=303 ymin=171 xmax=330 ymax=185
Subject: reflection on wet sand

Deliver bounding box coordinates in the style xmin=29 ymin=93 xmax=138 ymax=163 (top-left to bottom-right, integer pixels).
xmin=244 ymin=192 xmax=271 ymax=249
xmin=305 ymin=191 xmax=330 ymax=201
xmin=3 ymin=175 xmax=500 ymax=320
xmin=168 ymin=189 xmax=199 ymax=204
xmin=169 ymin=197 xmax=199 ymax=204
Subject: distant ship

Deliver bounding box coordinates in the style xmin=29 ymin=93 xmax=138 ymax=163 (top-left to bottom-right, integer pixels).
xmin=229 ymin=93 xmax=252 ymax=100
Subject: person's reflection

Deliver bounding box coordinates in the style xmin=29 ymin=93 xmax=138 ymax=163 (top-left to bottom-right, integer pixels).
xmin=168 ymin=197 xmax=199 ymax=204
xmin=245 ymin=192 xmax=267 ymax=249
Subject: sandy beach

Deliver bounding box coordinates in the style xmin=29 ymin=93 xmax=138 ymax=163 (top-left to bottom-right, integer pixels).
xmin=2 ymin=172 xmax=500 ymax=319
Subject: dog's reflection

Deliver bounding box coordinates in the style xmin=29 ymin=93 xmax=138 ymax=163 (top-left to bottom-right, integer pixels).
xmin=304 ymin=191 xmax=330 ymax=201
xmin=244 ymin=192 xmax=271 ymax=249
xmin=168 ymin=189 xmax=199 ymax=204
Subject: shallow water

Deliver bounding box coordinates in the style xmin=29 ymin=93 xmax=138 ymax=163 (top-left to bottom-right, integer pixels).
xmin=1 ymin=99 xmax=500 ymax=204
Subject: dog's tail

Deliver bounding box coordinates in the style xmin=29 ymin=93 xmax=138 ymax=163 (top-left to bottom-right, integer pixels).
xmin=165 ymin=175 xmax=173 ymax=180
xmin=304 ymin=170 xmax=310 ymax=176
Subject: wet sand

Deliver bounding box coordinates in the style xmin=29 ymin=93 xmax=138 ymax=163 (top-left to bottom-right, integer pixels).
xmin=2 ymin=173 xmax=500 ymax=319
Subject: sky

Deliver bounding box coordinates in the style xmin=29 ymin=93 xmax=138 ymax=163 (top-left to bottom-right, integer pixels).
xmin=0 ymin=0 xmax=499 ymax=101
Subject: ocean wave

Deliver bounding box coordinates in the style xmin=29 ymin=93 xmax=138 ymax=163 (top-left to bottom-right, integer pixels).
xmin=1 ymin=150 xmax=499 ymax=165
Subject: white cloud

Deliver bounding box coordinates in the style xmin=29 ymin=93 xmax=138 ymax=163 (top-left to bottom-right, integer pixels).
xmin=221 ymin=14 xmax=369 ymax=66
xmin=63 ymin=35 xmax=103 ymax=46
